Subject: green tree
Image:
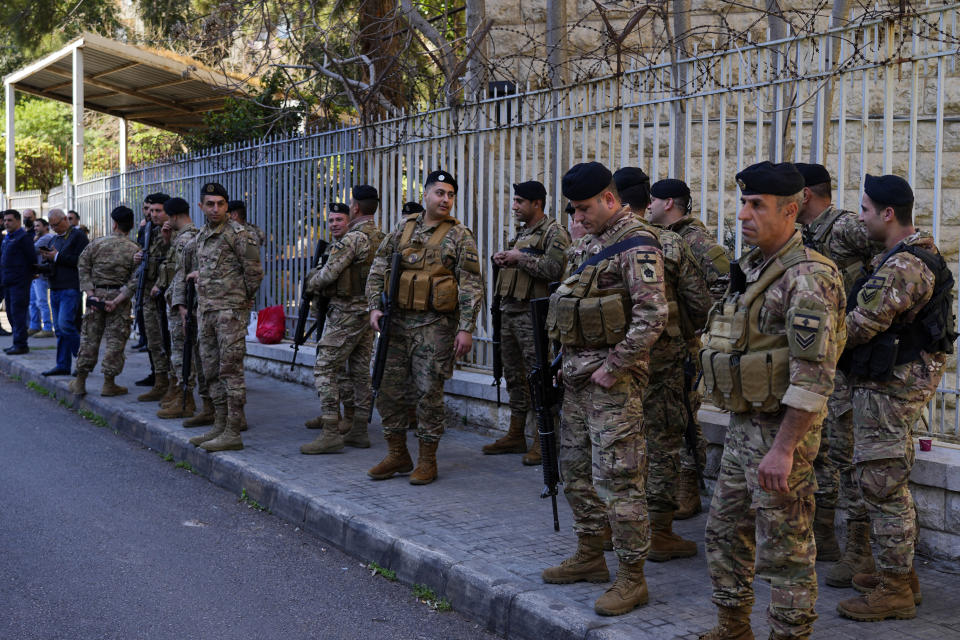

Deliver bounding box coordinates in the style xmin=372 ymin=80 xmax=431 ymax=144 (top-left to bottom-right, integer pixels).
xmin=0 ymin=136 xmax=69 ymax=192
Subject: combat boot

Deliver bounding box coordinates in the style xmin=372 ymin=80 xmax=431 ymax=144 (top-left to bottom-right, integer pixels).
xmin=344 ymin=415 xmax=371 ymax=448
xmin=601 ymin=523 xmax=613 ymax=551
xmin=183 ymin=397 xmax=215 ymax=427
xmin=542 ymin=534 xmax=609 ymax=584
xmin=368 ymin=433 xmax=414 ymax=480
xmin=482 ymin=414 xmax=527 ymax=454
xmin=158 ymin=375 xmax=180 ymax=409
xmin=826 ymin=520 xmax=875 ymax=588
xmin=852 ymin=567 xmax=922 ymax=605
xmin=814 ymin=505 xmax=841 ymax=562
xmin=201 ymin=405 xmax=244 ymax=452
xmin=101 ymin=375 xmax=128 ymax=397
xmin=136 ymin=373 xmax=169 ymax=402
xmin=68 ymin=372 xmax=88 ymax=396
xmin=189 ymin=404 xmax=227 ymax=446
xmin=648 ymin=511 xmax=698 ymax=562
xmin=407 ymin=406 xmax=417 ymax=430
xmin=338 ymin=405 xmax=355 ymax=435
xmin=239 ymin=413 xmax=248 ymax=432
xmin=409 ymin=439 xmax=439 ymax=485
xmin=675 ymin=468 xmax=703 ymax=519
xmin=304 ymin=416 xmax=324 ymax=429
xmin=698 ymin=605 xmax=754 ymax=640
xmin=157 ymin=390 xmax=195 ymax=419
xmin=594 ymin=560 xmax=649 ymax=616
xmin=300 ymin=417 xmax=344 ymax=454
xmin=837 ymin=571 xmax=916 ymax=621
xmin=522 ymin=435 xmax=542 ymax=466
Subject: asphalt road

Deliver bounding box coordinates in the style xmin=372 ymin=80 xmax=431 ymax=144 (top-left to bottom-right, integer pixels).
xmin=0 ymin=374 xmax=498 ymax=640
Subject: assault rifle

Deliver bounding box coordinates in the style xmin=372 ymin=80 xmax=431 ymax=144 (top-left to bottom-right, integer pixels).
xmin=490 ymin=263 xmax=503 ymax=406
xmin=729 ymin=259 xmax=746 ymax=295
xmin=682 ymin=356 xmax=706 ymax=490
xmin=369 ymin=252 xmax=402 ymax=424
xmin=133 ymin=220 xmax=154 ymax=336
xmin=155 ymin=286 xmax=171 ymax=358
xmin=528 ymin=296 xmax=562 ymax=531
xmin=181 ymin=280 xmax=197 ymax=412
xmin=290 ymin=238 xmax=329 ymax=370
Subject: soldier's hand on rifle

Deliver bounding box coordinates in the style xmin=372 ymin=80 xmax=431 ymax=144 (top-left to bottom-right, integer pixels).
xmin=590 ymin=366 xmax=617 ymax=389
xmin=134 ymin=250 xmax=143 ymax=265
xmin=454 ymin=330 xmax=472 ymax=358
xmin=186 ymin=270 xmax=199 ymax=283
xmin=369 ymin=309 xmax=384 ymax=332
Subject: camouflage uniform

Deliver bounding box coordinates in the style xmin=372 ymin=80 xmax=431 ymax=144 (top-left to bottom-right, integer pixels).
xmin=195 ymin=219 xmax=263 ymax=425
xmin=552 ymin=209 xmax=667 ymax=563
xmin=167 ymin=223 xmax=203 ymax=393
xmin=142 ymin=230 xmax=172 ymax=375
xmin=243 ymin=220 xmax=267 ymax=249
xmin=76 ymin=234 xmax=140 ymax=376
xmin=308 ymin=217 xmax=384 ymax=422
xmin=366 ymin=213 xmax=484 ymax=443
xmin=702 ymin=231 xmax=845 ymax=639
xmin=845 ymin=231 xmax=946 ymax=574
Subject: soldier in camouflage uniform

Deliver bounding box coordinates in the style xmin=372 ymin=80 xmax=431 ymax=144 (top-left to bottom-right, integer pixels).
xmin=301 ymin=186 xmax=385 ymax=454
xmin=68 ymin=206 xmax=140 ymax=397
xmin=793 ymin=163 xmax=885 ymax=571
xmin=481 ymin=180 xmax=570 ymax=464
xmin=699 ymin=162 xmax=845 ymax=640
xmin=135 ymin=193 xmax=173 ymax=403
xmin=365 ymin=171 xmax=484 ymax=485
xmin=836 ymin=175 xmax=950 ymax=622
xmin=187 ymin=182 xmax=264 ymax=452
xmin=649 ymin=178 xmax=731 ymax=520
xmin=614 ymin=168 xmax=712 ymax=562
xmin=541 ymin=162 xmax=667 ymax=617
xmin=228 ymin=200 xmax=267 ymax=249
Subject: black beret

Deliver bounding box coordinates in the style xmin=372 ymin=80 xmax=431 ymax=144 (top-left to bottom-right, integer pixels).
xmin=144 ymin=192 xmax=169 ymax=205
xmin=352 ymin=184 xmax=379 ymax=201
xmin=612 ymin=167 xmax=650 ymax=193
xmin=562 ymin=162 xmax=613 ymax=201
xmin=200 ymin=182 xmax=229 ymax=200
xmin=735 ymin=161 xmax=805 ymax=196
xmin=864 ymin=174 xmax=914 ymax=207
xmin=402 ymin=201 xmax=424 ymax=215
xmin=650 ymin=179 xmax=691 ymax=201
xmin=329 ymin=202 xmax=350 ymax=214
xmin=227 ymin=199 xmax=246 ymax=212
xmin=110 ymin=206 xmax=134 ymax=225
xmin=163 ymin=197 xmax=190 ymax=216
xmin=513 ymin=180 xmax=547 ymax=203
xmin=424 ymin=170 xmax=458 ymax=193
xmin=794 ymin=162 xmax=831 ymax=187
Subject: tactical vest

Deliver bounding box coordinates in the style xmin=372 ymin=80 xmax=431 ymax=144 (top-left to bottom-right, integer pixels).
xmin=840 ymin=242 xmax=957 ymax=380
xmin=675 ymin=218 xmax=730 ymax=276
xmin=388 ymin=217 xmax=459 ymax=313
xmin=546 ymin=221 xmax=659 ymax=348
xmin=802 ymin=207 xmax=864 ymax=294
xmin=700 ymin=243 xmax=833 ymax=413
xmin=495 ymin=222 xmax=550 ymax=301
xmin=324 ymin=221 xmax=385 ymax=299
xmin=657 ymin=227 xmax=693 ymax=341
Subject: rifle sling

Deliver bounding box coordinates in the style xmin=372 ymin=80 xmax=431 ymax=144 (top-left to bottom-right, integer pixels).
xmin=572 ymin=236 xmax=660 ymax=276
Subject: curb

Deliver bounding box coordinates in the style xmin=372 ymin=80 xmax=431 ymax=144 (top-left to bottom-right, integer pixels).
xmin=0 ymin=354 xmax=652 ymax=640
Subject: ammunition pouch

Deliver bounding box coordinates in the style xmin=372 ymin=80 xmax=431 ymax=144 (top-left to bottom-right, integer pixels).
xmin=389 ymin=218 xmax=458 ymax=313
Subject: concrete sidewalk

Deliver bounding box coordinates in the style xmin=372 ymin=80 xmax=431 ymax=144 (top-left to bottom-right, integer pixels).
xmin=4 ymin=336 xmax=959 ymax=640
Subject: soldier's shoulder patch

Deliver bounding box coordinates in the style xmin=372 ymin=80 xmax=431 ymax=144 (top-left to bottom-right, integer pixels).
xmin=635 ymin=250 xmax=660 ymax=283
xmin=334 ymin=240 xmax=346 ymax=251
xmin=462 ymin=248 xmax=481 ymax=274
xmin=857 ymin=274 xmax=886 ymax=310
xmin=786 ymin=306 xmax=829 ymax=360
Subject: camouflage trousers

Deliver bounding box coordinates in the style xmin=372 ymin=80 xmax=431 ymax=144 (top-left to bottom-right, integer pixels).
xmin=376 ymin=314 xmax=456 ymax=443
xmin=560 ymin=376 xmax=649 ymax=564
xmin=168 ymin=309 xmax=207 ymax=397
xmin=645 ymin=344 xmax=687 ymax=513
xmin=76 ymin=292 xmax=132 ymax=377
xmin=813 ymin=369 xmax=857 ymax=511
xmin=142 ymin=285 xmax=171 ymax=375
xmin=314 ymin=306 xmax=373 ymax=421
xmin=198 ymin=308 xmax=248 ymax=412
xmin=847 ymin=388 xmax=925 ymax=574
xmin=680 ymin=339 xmax=707 ymax=473
xmin=501 ymin=309 xmax=537 ymax=420
xmin=705 ymin=409 xmax=820 ymax=639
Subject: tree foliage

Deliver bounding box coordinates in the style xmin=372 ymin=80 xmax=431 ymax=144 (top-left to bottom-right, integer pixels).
xmin=0 ymin=136 xmax=68 ymax=192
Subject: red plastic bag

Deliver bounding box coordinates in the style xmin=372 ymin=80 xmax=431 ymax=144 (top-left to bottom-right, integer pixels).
xmin=256 ymin=305 xmax=286 ymax=344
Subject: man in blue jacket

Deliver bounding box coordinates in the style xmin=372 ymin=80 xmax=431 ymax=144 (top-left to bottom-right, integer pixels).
xmin=37 ymin=209 xmax=88 ymax=375
xmin=1 ymin=210 xmax=37 ymax=355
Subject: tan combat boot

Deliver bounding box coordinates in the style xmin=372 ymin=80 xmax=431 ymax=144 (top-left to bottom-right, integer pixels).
xmin=101 ymin=375 xmax=128 ymax=397
xmin=852 ymin=567 xmax=922 ymax=605
xmin=136 ymin=372 xmax=169 ymax=402
xmin=189 ymin=405 xmax=227 ymax=446
xmin=300 ymin=417 xmax=345 ymax=454
xmin=482 ymin=414 xmax=527 ymax=455
xmin=698 ymin=605 xmax=754 ymax=640
xmin=344 ymin=415 xmax=371 ymax=448
xmin=814 ymin=505 xmax=841 ymax=562
xmin=183 ymin=397 xmax=215 ymax=427
xmin=158 ymin=375 xmax=180 ymax=409
xmin=675 ymin=468 xmax=703 ymax=520
xmin=542 ymin=534 xmax=609 ymax=584
xmin=201 ymin=404 xmax=244 ymax=452
xmin=826 ymin=520 xmax=875 ymax=588
xmin=338 ymin=405 xmax=355 ymax=435
xmin=837 ymin=571 xmax=917 ymax=621
xmin=368 ymin=433 xmax=414 ymax=480
xmin=522 ymin=435 xmax=542 ymax=466
xmin=648 ymin=511 xmax=698 ymax=562
xmin=157 ymin=390 xmax=196 ymax=419
xmin=409 ymin=440 xmax=439 ymax=485
xmin=304 ymin=416 xmax=324 ymax=429
xmin=68 ymin=372 xmax=88 ymax=396
xmin=594 ymin=560 xmax=649 ymax=616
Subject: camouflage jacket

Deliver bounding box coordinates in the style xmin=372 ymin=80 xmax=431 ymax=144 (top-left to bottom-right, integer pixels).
xmin=846 ymin=230 xmax=946 ymax=399
xmin=561 ymin=208 xmax=668 ymax=386
xmin=167 ymin=223 xmax=199 ymax=308
xmin=667 ymin=216 xmax=730 ymax=304
xmin=500 ymin=215 xmax=571 ymax=313
xmin=144 ymin=226 xmax=170 ymax=284
xmin=195 ymin=219 xmax=263 ymax=314
xmin=156 ymin=227 xmax=183 ymax=292
xmin=244 ymin=220 xmax=267 ymax=248
xmin=307 ymin=217 xmax=383 ymax=314
xmin=366 ymin=213 xmax=484 ymax=333
xmin=78 ymin=234 xmax=140 ymax=300
xmin=802 ymin=205 xmax=883 ymax=295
